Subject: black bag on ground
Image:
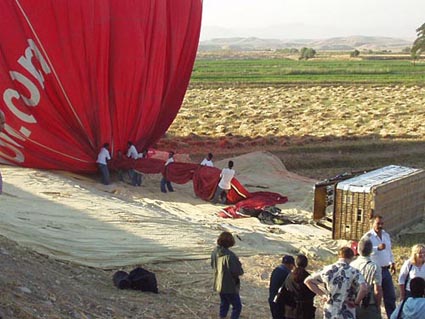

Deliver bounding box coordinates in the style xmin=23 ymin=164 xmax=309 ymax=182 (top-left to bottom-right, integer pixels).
xmin=112 ymin=270 xmax=131 ymax=289
xmin=128 ymin=267 xmax=159 ymax=293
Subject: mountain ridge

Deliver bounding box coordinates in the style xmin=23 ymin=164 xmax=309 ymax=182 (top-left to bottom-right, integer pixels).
xmin=199 ymin=35 xmax=413 ymax=52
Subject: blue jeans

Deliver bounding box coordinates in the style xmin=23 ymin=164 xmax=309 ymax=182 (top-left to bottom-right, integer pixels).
xmin=129 ymin=169 xmax=142 ymax=186
xmin=381 ymin=267 xmax=396 ymax=318
xmin=219 ymin=293 xmax=242 ymax=319
xmin=98 ymin=164 xmax=110 ymax=185
xmin=212 ymin=186 xmax=228 ymax=204
xmin=160 ymin=177 xmax=174 ymax=193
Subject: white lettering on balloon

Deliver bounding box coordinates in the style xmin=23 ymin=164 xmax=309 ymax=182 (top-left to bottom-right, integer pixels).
xmin=0 ymin=39 xmax=51 ymax=165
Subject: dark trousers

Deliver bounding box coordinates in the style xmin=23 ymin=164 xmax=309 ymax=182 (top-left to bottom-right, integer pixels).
xmin=98 ymin=163 xmax=110 ymax=185
xmin=381 ymin=267 xmax=396 ymax=318
xmin=219 ymin=293 xmax=242 ymax=319
xmin=129 ymin=169 xmax=142 ymax=186
xmin=269 ymin=300 xmax=285 ymax=319
xmin=160 ymin=177 xmax=174 ymax=193
xmin=213 ymin=186 xmax=229 ymax=204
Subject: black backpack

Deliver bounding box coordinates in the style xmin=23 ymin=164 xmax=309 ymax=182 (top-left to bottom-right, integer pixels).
xmin=112 ymin=267 xmax=159 ymax=293
xmin=128 ymin=267 xmax=159 ymax=293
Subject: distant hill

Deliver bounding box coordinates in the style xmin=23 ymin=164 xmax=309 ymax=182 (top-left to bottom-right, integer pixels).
xmin=199 ymin=36 xmax=413 ymax=52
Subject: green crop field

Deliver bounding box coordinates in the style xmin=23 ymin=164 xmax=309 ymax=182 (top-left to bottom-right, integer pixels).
xmin=190 ymin=57 xmax=425 ymax=86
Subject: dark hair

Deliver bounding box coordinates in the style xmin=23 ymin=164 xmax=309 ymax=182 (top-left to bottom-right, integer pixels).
xmin=217 ymin=231 xmax=235 ymax=248
xmin=293 ymin=254 xmax=308 ymax=283
xmin=103 ymin=143 xmax=110 ymax=148
xmin=228 ymin=160 xmax=234 ymax=169
xmin=410 ymin=277 xmax=425 ymax=297
xmin=358 ymin=239 xmax=373 ymax=257
xmin=207 ymin=153 xmax=213 ymax=159
xmin=339 ymin=246 xmax=354 ymax=259
xmin=127 ymin=141 xmax=133 ymax=145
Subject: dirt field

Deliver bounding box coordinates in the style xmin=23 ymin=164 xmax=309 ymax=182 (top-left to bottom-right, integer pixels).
xmin=1 ymin=85 xmax=424 ymax=319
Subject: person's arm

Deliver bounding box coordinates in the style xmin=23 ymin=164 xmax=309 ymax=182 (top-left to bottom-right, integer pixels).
xmin=398 ymin=260 xmax=409 ymax=300
xmin=347 ymin=282 xmax=368 ymax=308
xmin=387 ymin=233 xmax=396 ymax=274
xmin=374 ymin=284 xmax=383 ymax=308
xmin=304 ymin=276 xmax=327 ymax=299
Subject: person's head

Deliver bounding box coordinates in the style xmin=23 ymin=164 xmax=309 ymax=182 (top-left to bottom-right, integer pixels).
xmin=410 ymin=277 xmax=425 ymax=298
xmin=372 ymin=215 xmax=384 ymax=233
xmin=168 ymin=151 xmax=175 ymax=158
xmin=295 ymin=254 xmax=308 ymax=269
xmin=103 ymin=142 xmax=110 ymax=149
xmin=338 ymin=246 xmax=355 ymax=261
xmin=358 ymin=238 xmax=373 ymax=257
xmin=127 ymin=141 xmax=133 ymax=147
xmin=217 ymin=231 xmax=235 ymax=248
xmin=410 ymin=243 xmax=425 ymax=265
xmin=207 ymin=153 xmax=213 ymax=160
xmin=281 ymin=255 xmax=295 ymax=269
xmin=228 ymin=160 xmax=234 ymax=169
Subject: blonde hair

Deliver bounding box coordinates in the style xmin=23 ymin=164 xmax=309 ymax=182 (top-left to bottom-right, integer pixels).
xmin=410 ymin=244 xmax=425 ymax=265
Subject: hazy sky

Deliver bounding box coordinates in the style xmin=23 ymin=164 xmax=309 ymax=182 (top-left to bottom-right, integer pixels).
xmin=201 ymin=0 xmax=424 ymax=40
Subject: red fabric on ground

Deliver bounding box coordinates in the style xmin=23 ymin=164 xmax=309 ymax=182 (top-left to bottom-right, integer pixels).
xmin=111 ymin=158 xmax=288 ymax=216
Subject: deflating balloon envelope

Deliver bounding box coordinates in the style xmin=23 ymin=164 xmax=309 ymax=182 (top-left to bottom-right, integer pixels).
xmin=0 ymin=0 xmax=202 ymax=172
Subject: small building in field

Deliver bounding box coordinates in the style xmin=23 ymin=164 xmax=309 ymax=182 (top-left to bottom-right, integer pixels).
xmin=314 ymin=165 xmax=425 ymax=240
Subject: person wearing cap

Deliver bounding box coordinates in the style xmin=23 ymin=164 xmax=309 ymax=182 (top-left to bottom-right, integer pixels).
xmin=268 ymin=255 xmax=295 ymax=319
xmin=304 ymin=247 xmax=368 ymax=319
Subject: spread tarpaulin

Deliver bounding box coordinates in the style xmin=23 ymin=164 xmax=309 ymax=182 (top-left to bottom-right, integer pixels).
xmin=0 ymin=0 xmax=202 ymax=173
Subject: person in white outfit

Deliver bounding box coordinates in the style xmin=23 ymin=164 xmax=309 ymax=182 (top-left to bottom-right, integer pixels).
xmin=96 ymin=143 xmax=111 ymax=185
xmin=200 ymin=153 xmax=214 ymax=167
xmin=390 ymin=277 xmax=425 ymax=319
xmin=398 ymin=244 xmax=425 ymax=300
xmin=212 ymin=160 xmax=235 ymax=204
xmin=126 ymin=141 xmax=141 ymax=186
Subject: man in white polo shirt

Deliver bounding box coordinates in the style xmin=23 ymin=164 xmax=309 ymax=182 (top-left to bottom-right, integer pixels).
xmin=212 ymin=160 xmax=235 ymax=204
xmin=96 ymin=142 xmax=111 ymax=185
xmin=362 ymin=215 xmax=396 ymax=318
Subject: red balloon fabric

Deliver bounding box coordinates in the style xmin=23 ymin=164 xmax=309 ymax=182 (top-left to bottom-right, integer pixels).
xmin=0 ymin=0 xmax=202 ymax=172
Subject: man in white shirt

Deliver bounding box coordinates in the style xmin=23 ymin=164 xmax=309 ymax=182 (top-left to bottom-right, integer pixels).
xmin=200 ymin=153 xmax=214 ymax=167
xmin=126 ymin=141 xmax=141 ymax=186
xmin=160 ymin=151 xmax=175 ymax=193
xmin=96 ymin=143 xmax=111 ymax=185
xmin=212 ymin=160 xmax=235 ymax=204
xmin=361 ymin=215 xmax=396 ymax=318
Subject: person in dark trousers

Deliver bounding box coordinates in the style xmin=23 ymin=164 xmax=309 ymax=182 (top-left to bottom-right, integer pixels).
xmin=268 ymin=255 xmax=295 ymax=319
xmin=96 ymin=142 xmax=111 ymax=185
xmin=284 ymin=254 xmax=316 ymax=319
xmin=211 ymin=231 xmax=244 ymax=319
xmin=160 ymin=151 xmax=175 ymax=193
xmin=362 ymin=215 xmax=397 ymax=318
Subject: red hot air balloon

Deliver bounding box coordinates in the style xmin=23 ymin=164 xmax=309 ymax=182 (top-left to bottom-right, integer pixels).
xmin=0 ymin=0 xmax=202 ymax=172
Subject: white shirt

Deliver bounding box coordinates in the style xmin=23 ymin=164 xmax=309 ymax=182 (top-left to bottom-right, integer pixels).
xmin=200 ymin=158 xmax=214 ymax=167
xmin=96 ymin=147 xmax=111 ymax=165
xmin=165 ymin=157 xmax=174 ymax=166
xmin=218 ymin=168 xmax=235 ymax=190
xmin=127 ymin=145 xmax=138 ymax=159
xmin=398 ymin=259 xmax=425 ymax=291
xmin=362 ymin=229 xmax=394 ymax=267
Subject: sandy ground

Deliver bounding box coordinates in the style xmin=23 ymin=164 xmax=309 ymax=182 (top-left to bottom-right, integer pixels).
xmin=0 ymin=152 xmax=338 ymax=319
